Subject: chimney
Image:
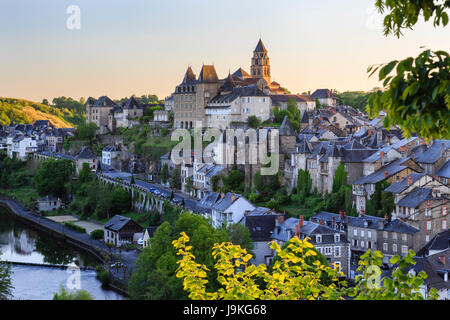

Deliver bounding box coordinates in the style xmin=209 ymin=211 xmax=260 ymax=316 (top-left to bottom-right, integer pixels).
xmin=295 ymin=225 xmax=299 ymax=237
xmin=319 ymin=219 xmax=325 ymax=226
xmin=339 ymin=210 xmax=344 ymax=220
xmin=276 ymin=213 xmax=285 ymax=225
xmin=221 ymin=192 xmax=225 ymax=199
xmin=244 ymin=210 xmax=249 ymax=216
xmin=441 ymin=143 xmax=446 ymax=156
xmin=231 ymin=194 xmax=236 ymax=202
xmin=360 ymin=210 xmax=366 ymax=216
xmin=346 ymin=216 xmax=349 ymax=224
xmin=439 ymin=255 xmax=446 ymax=266
xmin=299 ymin=215 xmax=304 ymax=228
xmin=380 ymin=151 xmax=385 ymax=158
xmin=385 ymin=214 xmax=389 ymax=222
xmin=384 ymin=170 xmax=389 ymax=178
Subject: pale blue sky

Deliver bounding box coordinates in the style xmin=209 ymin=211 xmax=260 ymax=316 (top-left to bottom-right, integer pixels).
xmin=1 ymin=0 xmax=449 ymax=102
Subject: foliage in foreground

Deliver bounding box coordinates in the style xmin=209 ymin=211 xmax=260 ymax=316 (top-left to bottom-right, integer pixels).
xmin=52 ymin=286 xmax=93 ymax=300
xmin=173 ymin=233 xmax=438 ymax=300
xmin=0 ymin=254 xmax=13 ymax=300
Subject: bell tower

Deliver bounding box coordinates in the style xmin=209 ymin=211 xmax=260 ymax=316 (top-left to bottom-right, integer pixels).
xmin=251 ymin=39 xmax=271 ymax=84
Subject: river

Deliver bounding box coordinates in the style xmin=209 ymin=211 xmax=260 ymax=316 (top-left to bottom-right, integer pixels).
xmin=0 ymin=210 xmax=125 ymax=300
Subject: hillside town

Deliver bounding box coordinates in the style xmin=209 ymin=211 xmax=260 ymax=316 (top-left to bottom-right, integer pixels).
xmin=1 ymin=39 xmax=449 ymax=300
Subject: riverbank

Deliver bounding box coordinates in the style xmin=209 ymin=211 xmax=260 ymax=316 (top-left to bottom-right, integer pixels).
xmin=0 ymin=197 xmax=135 ymax=297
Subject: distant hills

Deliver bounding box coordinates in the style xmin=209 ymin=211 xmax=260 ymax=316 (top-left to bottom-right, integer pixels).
xmin=0 ymin=97 xmax=82 ymax=128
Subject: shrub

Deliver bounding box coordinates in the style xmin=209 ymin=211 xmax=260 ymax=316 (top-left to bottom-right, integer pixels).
xmin=64 ymin=222 xmax=86 ymax=233
xmin=90 ymin=229 xmax=104 ymax=240
xmin=96 ymin=268 xmax=110 ymax=287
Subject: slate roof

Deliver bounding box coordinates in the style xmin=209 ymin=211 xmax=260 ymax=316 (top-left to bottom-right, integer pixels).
xmin=76 ymin=146 xmax=96 ymax=159
xmin=93 ymin=96 xmax=117 ymax=108
xmin=396 ymin=187 xmax=432 ymax=208
xmin=103 ymin=145 xmax=119 ymax=152
xmin=310 ymin=89 xmax=337 ymax=100
xmin=245 ymin=212 xmax=278 ymax=242
xmin=312 ymin=211 xmax=386 ymax=230
xmin=272 ymin=217 xmax=346 ymax=243
xmin=196 ymin=192 xmax=221 ymax=214
xmin=415 ymin=140 xmax=450 ymax=164
xmin=123 ymin=96 xmax=140 ymax=109
xmin=145 ymin=226 xmax=158 ymax=238
xmin=384 ymin=173 xmax=426 ymax=194
xmin=279 ymin=116 xmax=296 ymax=136
xmin=232 ymin=67 xmax=250 ymax=79
xmin=38 ymin=195 xmax=60 ymax=202
xmin=212 ymin=192 xmax=241 ymax=212
xmin=417 ymin=229 xmax=450 ymax=256
xmin=104 ymin=215 xmax=132 ymax=231
xmin=436 ymin=160 xmax=450 ymax=179
xmin=354 ymin=157 xmax=416 ymax=185
xmin=182 ymin=66 xmax=196 ymax=84
xmin=197 ymin=164 xmax=224 ymax=178
xmin=254 ymin=39 xmax=267 ymax=53
xmin=208 ymin=85 xmax=266 ymax=106
xmin=382 ymin=219 xmax=419 ymax=235
xmin=198 ymin=65 xmax=218 ymax=83
xmin=221 ymin=73 xmax=237 ymax=91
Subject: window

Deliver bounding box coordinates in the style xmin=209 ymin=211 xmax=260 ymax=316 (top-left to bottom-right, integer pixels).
xmin=368 ymin=231 xmax=372 ymax=239
xmin=324 ymin=247 xmax=332 ymax=255
xmin=426 ymin=221 xmax=432 ymax=231
xmin=334 ymin=234 xmax=340 ymax=243
xmin=393 ymin=233 xmax=397 ymax=240
xmin=353 ymin=229 xmax=357 ymax=236
xmin=425 ymin=208 xmax=432 ymax=217
xmin=383 ymin=243 xmax=388 ymax=251
xmin=443 ymin=220 xmax=448 ymax=230
xmin=393 ymin=244 xmax=397 ymax=253
xmin=316 ymin=235 xmax=322 ymax=243
xmin=361 ymin=240 xmax=365 ymax=248
xmin=361 ymin=230 xmax=365 ymax=237
xmin=402 ymin=234 xmax=407 ymax=241
xmin=334 ymin=246 xmax=341 ymax=257
xmin=383 ymin=231 xmax=388 ymax=239
xmin=352 ymin=239 xmax=358 ymax=247
xmin=401 ymin=245 xmax=408 ymax=254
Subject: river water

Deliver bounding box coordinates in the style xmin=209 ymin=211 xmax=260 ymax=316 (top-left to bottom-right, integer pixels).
xmin=0 ymin=210 xmax=125 ymax=300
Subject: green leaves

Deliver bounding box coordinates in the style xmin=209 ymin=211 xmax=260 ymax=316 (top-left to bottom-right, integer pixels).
xmin=367 ymin=50 xmax=450 ymax=141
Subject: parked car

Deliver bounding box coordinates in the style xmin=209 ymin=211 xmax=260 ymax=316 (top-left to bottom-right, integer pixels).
xmin=153 ymin=190 xmax=161 ymax=196
xmin=137 ymin=238 xmax=144 ymax=246
xmin=110 ymin=262 xmax=122 ymax=268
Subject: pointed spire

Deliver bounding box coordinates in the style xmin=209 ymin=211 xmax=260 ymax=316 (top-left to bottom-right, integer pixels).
xmin=254 ymin=38 xmax=267 ymax=53
xmin=221 ymin=72 xmax=236 ymax=91
xmin=182 ymin=66 xmax=196 ymax=84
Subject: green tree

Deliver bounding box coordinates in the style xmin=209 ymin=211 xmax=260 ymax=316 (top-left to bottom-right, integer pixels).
xmin=332 ymin=162 xmax=347 ymax=194
xmin=129 ymin=213 xmax=229 ymax=300
xmin=173 ymin=234 xmax=438 ymax=300
xmin=53 ymin=286 xmax=93 ymax=300
xmin=161 ymin=163 xmax=169 ymax=184
xmin=76 ymin=122 xmax=99 ymax=142
xmin=170 ymin=168 xmax=181 ymax=190
xmin=111 ymin=187 xmax=131 ymax=214
xmin=221 ymin=169 xmax=244 ymax=194
xmin=35 ymin=158 xmax=75 ymax=199
xmin=227 ymin=223 xmax=254 ymax=253
xmin=0 ymin=253 xmax=12 ymax=300
xmin=210 ymin=175 xmax=220 ymax=192
xmin=367 ymin=1 xmax=450 ymax=140
xmin=185 ymin=177 xmax=193 ymax=195
xmin=247 ymin=115 xmax=261 ymax=129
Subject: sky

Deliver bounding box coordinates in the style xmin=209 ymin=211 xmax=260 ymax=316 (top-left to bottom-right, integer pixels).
xmin=1 ymin=0 xmax=449 ymax=102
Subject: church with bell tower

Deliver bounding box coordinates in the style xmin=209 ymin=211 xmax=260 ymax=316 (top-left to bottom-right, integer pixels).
xmin=250 ymin=39 xmax=271 ymax=84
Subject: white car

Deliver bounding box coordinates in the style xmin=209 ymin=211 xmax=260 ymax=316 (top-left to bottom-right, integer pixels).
xmin=137 ymin=238 xmax=144 ymax=246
